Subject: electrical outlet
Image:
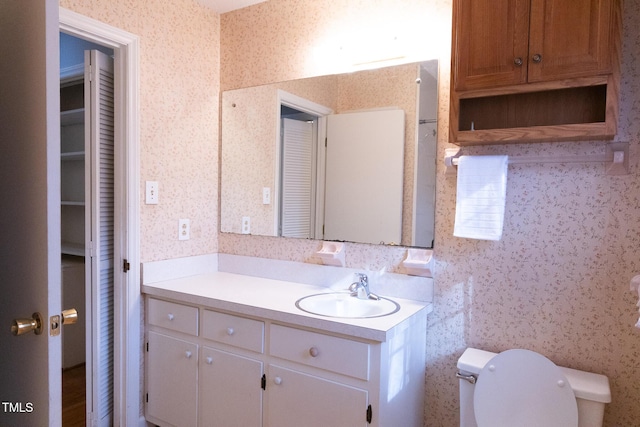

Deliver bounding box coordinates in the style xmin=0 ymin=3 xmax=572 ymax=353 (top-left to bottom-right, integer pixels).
xmin=146 ymin=181 xmax=159 ymax=205
xmin=179 ymin=219 xmax=190 ymax=240
xmin=241 ymin=216 xmax=250 ymax=234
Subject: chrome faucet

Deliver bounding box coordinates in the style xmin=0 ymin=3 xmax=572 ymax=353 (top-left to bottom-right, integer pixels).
xmin=348 ymin=273 xmax=379 ymax=300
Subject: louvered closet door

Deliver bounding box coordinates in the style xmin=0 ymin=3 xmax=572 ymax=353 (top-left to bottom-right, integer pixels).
xmin=85 ymin=49 xmax=115 ymax=427
xmin=280 ymin=118 xmax=316 ymax=238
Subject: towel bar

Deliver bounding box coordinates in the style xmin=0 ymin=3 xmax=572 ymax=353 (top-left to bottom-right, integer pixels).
xmin=444 ymin=142 xmax=629 ymax=176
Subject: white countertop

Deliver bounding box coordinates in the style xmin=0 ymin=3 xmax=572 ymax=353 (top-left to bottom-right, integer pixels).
xmin=142 ymin=271 xmax=431 ymax=342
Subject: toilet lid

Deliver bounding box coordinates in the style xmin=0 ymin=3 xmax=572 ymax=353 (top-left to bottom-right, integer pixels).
xmin=474 ymin=349 xmax=578 ymax=427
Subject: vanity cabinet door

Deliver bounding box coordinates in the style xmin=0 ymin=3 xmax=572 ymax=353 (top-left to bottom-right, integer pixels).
xmin=200 ymin=347 xmax=263 ymax=426
xmin=146 ymin=331 xmax=198 ymax=427
xmin=266 ymin=365 xmax=369 ymax=427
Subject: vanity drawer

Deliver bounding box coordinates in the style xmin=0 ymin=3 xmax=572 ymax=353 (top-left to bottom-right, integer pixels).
xmin=202 ymin=310 xmax=265 ymax=353
xmin=270 ymin=324 xmax=370 ymax=380
xmin=148 ymin=298 xmax=198 ymax=336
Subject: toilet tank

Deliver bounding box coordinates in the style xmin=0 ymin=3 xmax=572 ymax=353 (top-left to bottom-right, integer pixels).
xmin=457 ymin=348 xmax=611 ymax=427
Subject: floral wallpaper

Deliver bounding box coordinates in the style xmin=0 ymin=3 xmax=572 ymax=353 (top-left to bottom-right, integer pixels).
xmin=60 ymin=0 xmax=640 ymax=425
xmin=220 ymin=0 xmax=640 ymax=426
xmin=61 ymin=0 xmax=221 ymax=262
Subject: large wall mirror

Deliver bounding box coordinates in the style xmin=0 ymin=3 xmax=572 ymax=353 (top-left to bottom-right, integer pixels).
xmin=221 ymin=60 xmax=438 ymax=248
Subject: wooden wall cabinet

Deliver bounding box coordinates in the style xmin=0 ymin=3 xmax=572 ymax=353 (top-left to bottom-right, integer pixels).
xmin=450 ymin=0 xmax=622 ymax=145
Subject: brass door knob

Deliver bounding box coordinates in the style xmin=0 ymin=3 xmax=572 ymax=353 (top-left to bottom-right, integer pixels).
xmin=11 ymin=312 xmax=44 ymax=336
xmin=532 ymin=53 xmax=542 ymax=63
xmin=514 ymin=57 xmax=523 ymax=66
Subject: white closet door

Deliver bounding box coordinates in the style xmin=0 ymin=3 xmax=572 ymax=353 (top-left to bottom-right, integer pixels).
xmin=324 ymin=109 xmax=405 ymax=245
xmin=280 ymin=118 xmax=315 ymax=238
xmin=85 ymin=49 xmax=115 ymax=427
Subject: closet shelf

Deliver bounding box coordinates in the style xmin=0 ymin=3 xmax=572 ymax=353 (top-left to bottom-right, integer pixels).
xmin=62 ymin=200 xmax=85 ymax=206
xmin=61 ymin=151 xmax=85 ymax=161
xmin=62 ymin=241 xmax=85 ymax=257
xmin=60 ymin=108 xmax=85 ymax=126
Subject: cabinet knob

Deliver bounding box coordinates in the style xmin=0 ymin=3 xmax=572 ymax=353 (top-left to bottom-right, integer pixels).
xmin=274 ymin=376 xmax=282 ymax=385
xmin=309 ymin=347 xmax=320 ymax=358
xmin=514 ymin=57 xmax=523 ymax=67
xmin=226 ymin=327 xmax=235 ymax=336
xmin=532 ymin=53 xmax=542 ymax=63
xmin=206 ymin=356 xmax=213 ymax=365
xmin=185 ymin=350 xmax=192 ymax=359
xmin=167 ymin=313 xmax=174 ymax=321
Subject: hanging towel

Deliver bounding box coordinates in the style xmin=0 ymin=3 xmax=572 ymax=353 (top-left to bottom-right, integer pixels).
xmin=454 ymin=155 xmax=508 ymax=241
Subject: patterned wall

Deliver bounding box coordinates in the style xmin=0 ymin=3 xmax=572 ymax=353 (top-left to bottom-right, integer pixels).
xmin=220 ymin=1 xmax=640 ymax=426
xmin=61 ymin=0 xmax=640 ymax=425
xmin=61 ymin=0 xmax=221 ymax=262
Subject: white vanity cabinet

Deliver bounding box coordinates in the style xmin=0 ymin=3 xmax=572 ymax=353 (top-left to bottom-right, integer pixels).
xmin=146 ymin=299 xmax=199 ymax=427
xmin=146 ymin=298 xmax=266 ymax=427
xmin=266 ymin=365 xmax=369 ymax=427
xmin=144 ymin=289 xmax=427 ymax=427
xmin=266 ymin=324 xmax=371 ymax=426
xmin=199 ymin=309 xmax=265 ymax=426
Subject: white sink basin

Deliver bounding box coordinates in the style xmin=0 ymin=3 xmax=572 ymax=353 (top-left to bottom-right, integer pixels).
xmin=295 ymin=292 xmax=400 ymax=318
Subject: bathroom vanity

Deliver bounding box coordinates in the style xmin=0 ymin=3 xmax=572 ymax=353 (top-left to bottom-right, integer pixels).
xmin=142 ymin=270 xmax=430 ymax=427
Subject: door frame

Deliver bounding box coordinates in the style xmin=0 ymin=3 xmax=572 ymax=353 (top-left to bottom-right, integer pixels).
xmin=275 ymin=90 xmax=332 ymax=239
xmin=59 ymin=8 xmax=141 ymax=426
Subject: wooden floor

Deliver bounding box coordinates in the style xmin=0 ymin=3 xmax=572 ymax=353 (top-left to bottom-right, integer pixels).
xmin=62 ymin=364 xmax=86 ymax=427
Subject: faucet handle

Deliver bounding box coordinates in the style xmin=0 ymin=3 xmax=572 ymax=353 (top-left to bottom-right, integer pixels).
xmin=355 ymin=273 xmax=369 ymax=288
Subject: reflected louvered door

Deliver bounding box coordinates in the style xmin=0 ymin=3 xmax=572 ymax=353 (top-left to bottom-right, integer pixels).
xmin=280 ymin=118 xmax=316 ymax=238
xmin=85 ymin=49 xmax=115 ymax=427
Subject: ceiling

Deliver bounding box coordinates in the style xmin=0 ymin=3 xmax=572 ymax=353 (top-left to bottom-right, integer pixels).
xmin=196 ymin=0 xmax=267 ymax=14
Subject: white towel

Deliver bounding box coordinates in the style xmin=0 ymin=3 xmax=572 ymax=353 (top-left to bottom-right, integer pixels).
xmin=454 ymin=155 xmax=508 ymax=241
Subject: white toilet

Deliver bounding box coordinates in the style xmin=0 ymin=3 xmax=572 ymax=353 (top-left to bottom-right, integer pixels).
xmin=457 ymin=348 xmax=611 ymax=427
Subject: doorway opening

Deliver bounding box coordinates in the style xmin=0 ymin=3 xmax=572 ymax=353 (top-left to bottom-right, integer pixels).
xmin=275 ymin=90 xmax=333 ymax=240
xmin=60 ymin=32 xmax=115 ymax=427
xmin=59 ymin=7 xmax=141 ymax=426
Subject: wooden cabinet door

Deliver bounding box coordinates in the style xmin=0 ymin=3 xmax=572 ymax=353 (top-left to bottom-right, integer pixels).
xmin=527 ymin=0 xmax=615 ymax=82
xmin=452 ymin=0 xmax=530 ymax=90
xmin=200 ymin=347 xmax=264 ymax=426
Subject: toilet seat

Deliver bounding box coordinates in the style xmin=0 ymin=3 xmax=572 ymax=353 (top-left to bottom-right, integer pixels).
xmin=474 ymin=349 xmax=578 ymax=427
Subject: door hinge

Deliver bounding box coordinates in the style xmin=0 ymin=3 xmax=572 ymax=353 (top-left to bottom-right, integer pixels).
xmin=261 ymin=374 xmax=266 ymax=390
xmin=325 ymin=137 xmax=327 ymax=147
xmin=123 ymin=259 xmax=130 ymax=273
xmin=146 ymin=342 xmax=149 ymax=352
xmin=146 ymin=393 xmax=148 ymax=403
xmin=366 ymin=404 xmax=372 ymax=423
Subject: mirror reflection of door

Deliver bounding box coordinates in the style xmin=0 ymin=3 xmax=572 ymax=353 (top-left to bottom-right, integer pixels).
xmin=280 ymin=109 xmax=319 ymax=239
xmin=323 ymin=109 xmax=405 ymax=245
xmin=278 ymin=104 xmax=405 ymax=245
